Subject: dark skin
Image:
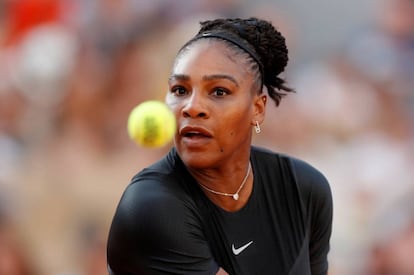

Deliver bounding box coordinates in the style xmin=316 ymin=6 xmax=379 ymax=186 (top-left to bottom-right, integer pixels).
xmin=165 ymin=40 xmax=267 ymax=213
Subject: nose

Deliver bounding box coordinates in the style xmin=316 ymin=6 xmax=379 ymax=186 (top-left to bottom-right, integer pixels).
xmin=182 ymin=92 xmax=209 ymax=118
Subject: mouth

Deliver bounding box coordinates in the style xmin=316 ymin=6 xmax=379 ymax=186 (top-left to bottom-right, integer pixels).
xmin=179 ymin=126 xmax=213 ymax=139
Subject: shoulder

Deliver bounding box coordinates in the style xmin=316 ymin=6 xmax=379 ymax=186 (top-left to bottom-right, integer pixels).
xmin=251 ymin=146 xmax=331 ymax=203
xmin=109 ymin=148 xmax=199 ymax=245
xmin=289 ymin=157 xmax=330 ymax=192
xmin=288 ymin=157 xmax=332 ymax=208
xmin=288 ymin=156 xmax=333 ymax=236
xmin=115 ymin=151 xmax=196 ymax=234
xmin=127 ymin=147 xmax=189 ymax=201
xmin=108 ymin=149 xmax=217 ymax=273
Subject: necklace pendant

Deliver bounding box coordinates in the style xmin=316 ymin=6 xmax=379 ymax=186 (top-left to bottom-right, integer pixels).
xmin=233 ymin=193 xmax=239 ymax=200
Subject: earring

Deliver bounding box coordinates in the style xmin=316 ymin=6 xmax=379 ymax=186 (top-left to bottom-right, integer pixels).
xmin=255 ymin=121 xmax=261 ymax=134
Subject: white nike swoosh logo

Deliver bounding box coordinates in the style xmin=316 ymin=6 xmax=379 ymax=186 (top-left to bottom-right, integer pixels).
xmin=232 ymin=241 xmax=253 ymax=255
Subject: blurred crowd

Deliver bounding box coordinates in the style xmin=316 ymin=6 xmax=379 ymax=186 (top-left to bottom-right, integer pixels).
xmin=0 ymin=0 xmax=413 ymax=274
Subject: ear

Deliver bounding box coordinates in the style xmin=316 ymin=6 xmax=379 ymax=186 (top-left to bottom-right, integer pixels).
xmin=251 ymin=94 xmax=267 ymax=126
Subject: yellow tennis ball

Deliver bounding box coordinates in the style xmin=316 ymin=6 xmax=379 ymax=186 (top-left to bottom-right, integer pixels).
xmin=127 ymin=100 xmax=176 ymax=148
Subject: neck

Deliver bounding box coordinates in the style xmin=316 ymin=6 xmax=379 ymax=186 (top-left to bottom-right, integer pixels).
xmin=190 ymin=162 xmax=254 ymax=212
xmin=205 ymin=170 xmax=253 ymax=212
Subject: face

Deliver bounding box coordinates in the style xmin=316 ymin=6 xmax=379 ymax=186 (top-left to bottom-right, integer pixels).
xmin=166 ymin=40 xmax=266 ymax=169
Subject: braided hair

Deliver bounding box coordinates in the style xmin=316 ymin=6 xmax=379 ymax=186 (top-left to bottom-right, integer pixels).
xmin=178 ymin=17 xmax=294 ymax=106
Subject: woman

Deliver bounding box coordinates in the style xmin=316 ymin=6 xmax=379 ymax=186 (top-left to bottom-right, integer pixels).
xmin=107 ymin=17 xmax=333 ymax=275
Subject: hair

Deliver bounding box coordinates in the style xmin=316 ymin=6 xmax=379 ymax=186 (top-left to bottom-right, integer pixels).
xmin=177 ymin=17 xmax=294 ymax=106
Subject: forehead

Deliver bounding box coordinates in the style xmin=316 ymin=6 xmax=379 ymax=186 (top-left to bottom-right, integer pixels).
xmin=173 ymin=40 xmax=251 ymax=80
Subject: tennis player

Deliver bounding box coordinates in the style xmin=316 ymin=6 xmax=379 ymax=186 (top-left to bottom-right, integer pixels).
xmin=107 ymin=17 xmax=333 ymax=275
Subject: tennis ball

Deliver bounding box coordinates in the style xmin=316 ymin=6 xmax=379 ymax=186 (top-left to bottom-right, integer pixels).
xmin=127 ymin=100 xmax=176 ymax=148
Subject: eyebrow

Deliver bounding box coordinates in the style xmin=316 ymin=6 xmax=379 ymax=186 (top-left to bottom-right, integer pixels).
xmin=169 ymin=74 xmax=239 ymax=87
xmin=169 ymin=74 xmax=190 ymax=83
xmin=203 ymin=74 xmax=239 ymax=87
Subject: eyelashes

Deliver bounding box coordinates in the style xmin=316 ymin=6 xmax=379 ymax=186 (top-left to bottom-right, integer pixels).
xmin=169 ymin=86 xmax=231 ymax=97
xmin=211 ymin=87 xmax=230 ymax=97
xmin=170 ymin=86 xmax=188 ymax=96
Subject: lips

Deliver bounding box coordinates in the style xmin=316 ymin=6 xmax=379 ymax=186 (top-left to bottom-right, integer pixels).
xmin=179 ymin=125 xmax=213 ymax=138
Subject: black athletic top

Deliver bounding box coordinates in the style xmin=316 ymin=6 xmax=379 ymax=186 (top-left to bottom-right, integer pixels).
xmin=107 ymin=146 xmax=333 ymax=275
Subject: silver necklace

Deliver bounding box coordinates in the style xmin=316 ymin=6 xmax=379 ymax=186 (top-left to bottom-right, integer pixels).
xmin=198 ymin=163 xmax=251 ymax=201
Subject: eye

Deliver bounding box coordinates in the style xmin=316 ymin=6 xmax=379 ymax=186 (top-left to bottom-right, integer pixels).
xmin=212 ymin=87 xmax=229 ymax=97
xmin=171 ymin=86 xmax=188 ymax=96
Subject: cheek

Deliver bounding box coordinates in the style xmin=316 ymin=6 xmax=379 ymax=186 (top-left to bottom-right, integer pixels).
xmin=165 ymin=95 xmax=181 ymax=116
xmin=220 ymin=112 xmax=251 ymax=138
xmin=216 ymin=122 xmax=251 ymax=154
xmin=165 ymin=93 xmax=175 ymax=108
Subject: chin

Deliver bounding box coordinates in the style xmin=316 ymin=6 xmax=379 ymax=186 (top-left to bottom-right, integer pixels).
xmin=177 ymin=149 xmax=217 ymax=169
